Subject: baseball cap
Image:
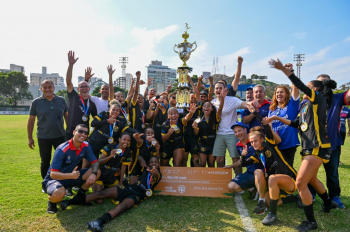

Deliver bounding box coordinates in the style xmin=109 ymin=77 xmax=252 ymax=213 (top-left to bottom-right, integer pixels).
xmin=231 ymin=122 xmax=246 ymax=129
xmin=246 ymin=86 xmax=254 ymax=91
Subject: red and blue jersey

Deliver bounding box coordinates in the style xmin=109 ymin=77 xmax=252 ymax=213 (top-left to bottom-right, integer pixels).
xmin=236 ymin=140 xmax=263 ymax=174
xmin=44 ymin=139 xmax=97 ymax=180
xmin=243 ymin=100 xmax=270 ymax=130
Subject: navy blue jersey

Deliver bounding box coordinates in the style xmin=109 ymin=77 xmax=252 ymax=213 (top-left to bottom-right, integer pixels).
xmin=236 ymin=141 xmax=263 ymax=174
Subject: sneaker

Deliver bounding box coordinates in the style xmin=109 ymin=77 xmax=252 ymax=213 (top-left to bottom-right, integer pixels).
xmin=253 ymin=200 xmax=267 ymax=215
xmin=42 ymin=188 xmax=45 ymax=193
xmin=248 ymin=188 xmax=258 ymax=200
xmin=87 ymin=220 xmax=103 ymax=232
xmin=295 ymin=195 xmax=303 ymax=209
xmin=312 ymin=194 xmax=316 ymax=202
xmin=65 ymin=188 xmax=73 ymax=196
xmin=322 ymin=200 xmax=338 ymax=213
xmin=332 ymin=196 xmax=345 ymax=209
xmin=296 ymin=220 xmax=318 ymax=231
xmin=47 ymin=201 xmax=57 ymax=214
xmin=261 ymin=212 xmax=277 ymax=225
xmin=72 ymin=186 xmax=80 ymax=191
xmin=60 ymin=200 xmax=69 ymax=211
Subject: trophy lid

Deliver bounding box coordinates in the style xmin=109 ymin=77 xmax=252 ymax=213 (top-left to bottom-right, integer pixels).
xmin=182 ymin=23 xmax=191 ymax=43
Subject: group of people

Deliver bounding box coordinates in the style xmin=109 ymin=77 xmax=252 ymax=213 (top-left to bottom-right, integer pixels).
xmin=27 ymin=51 xmax=349 ymax=231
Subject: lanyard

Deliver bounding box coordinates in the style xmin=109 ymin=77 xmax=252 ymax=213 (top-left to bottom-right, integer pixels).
xmin=301 ymin=105 xmax=308 ymax=123
xmin=141 ymin=110 xmax=145 ymax=123
xmin=121 ymin=107 xmax=128 ymax=119
xmin=79 ymin=95 xmax=89 ymax=116
xmin=147 ymin=172 xmax=154 ymax=189
xmin=109 ymin=117 xmax=116 ymax=138
xmin=260 ymin=151 xmax=267 ymax=173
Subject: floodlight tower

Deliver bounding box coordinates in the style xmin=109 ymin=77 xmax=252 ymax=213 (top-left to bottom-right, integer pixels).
xmin=294 ymin=54 xmax=305 ymax=79
xmin=212 ymin=57 xmax=216 ymax=75
xmin=119 ymin=57 xmax=128 ymax=77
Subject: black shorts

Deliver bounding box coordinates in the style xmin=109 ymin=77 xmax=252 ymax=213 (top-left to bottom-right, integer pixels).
xmin=198 ymin=144 xmax=213 ymax=155
xmin=301 ymin=147 xmax=331 ymax=163
xmin=184 ymin=134 xmax=199 ymax=154
xmin=161 ymin=142 xmax=184 ymax=160
xmin=96 ymin=168 xmax=119 ymax=186
xmin=113 ymin=185 xmax=144 ymax=205
xmin=129 ymin=162 xmax=144 ymax=177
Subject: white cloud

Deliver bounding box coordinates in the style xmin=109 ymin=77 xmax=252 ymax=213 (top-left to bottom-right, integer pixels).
xmin=345 ymin=36 xmax=350 ymax=42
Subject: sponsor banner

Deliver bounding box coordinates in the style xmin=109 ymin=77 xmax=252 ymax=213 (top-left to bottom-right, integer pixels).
xmin=155 ymin=167 xmax=232 ymax=198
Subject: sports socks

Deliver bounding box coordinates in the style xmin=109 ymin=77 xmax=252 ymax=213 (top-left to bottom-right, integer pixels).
xmin=269 ymin=199 xmax=278 ymax=215
xmin=318 ymin=191 xmax=332 ymax=206
xmin=303 ymin=204 xmax=316 ymax=223
xmin=99 ymin=213 xmax=112 ymax=224
xmin=281 ymin=195 xmax=297 ymax=204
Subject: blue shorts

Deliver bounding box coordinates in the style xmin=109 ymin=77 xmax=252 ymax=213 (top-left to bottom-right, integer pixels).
xmin=42 ymin=168 xmax=89 ymax=195
xmin=231 ymin=172 xmax=255 ymax=190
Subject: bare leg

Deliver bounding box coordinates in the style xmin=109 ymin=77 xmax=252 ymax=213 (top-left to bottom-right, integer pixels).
xmin=173 ymin=148 xmax=184 ymax=167
xmin=255 ymin=169 xmax=266 ymax=198
xmin=92 ymin=183 xmax=104 ymax=204
xmin=268 ymin=174 xmax=295 ymax=200
xmin=216 ymin=156 xmax=225 ymax=167
xmin=232 ymin=157 xmax=241 ymax=176
xmin=85 ymin=186 xmax=119 ymax=203
xmin=182 ymin=151 xmax=189 ymax=167
xmin=228 ymin=182 xmax=243 ymax=193
xmin=191 ymin=154 xmax=200 ymax=167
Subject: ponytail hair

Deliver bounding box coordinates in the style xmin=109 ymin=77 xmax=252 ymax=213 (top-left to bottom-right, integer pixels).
xmin=248 ymin=126 xmax=265 ymax=139
xmin=310 ymin=79 xmax=337 ymax=109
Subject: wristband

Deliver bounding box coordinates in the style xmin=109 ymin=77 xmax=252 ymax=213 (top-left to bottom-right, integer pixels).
xmin=92 ymin=171 xmax=98 ymax=176
xmin=290 ymin=69 xmax=294 ymax=72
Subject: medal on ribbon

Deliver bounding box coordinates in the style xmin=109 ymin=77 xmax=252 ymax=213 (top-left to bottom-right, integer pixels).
xmin=146 ymin=172 xmax=153 ymax=197
xmin=79 ymin=95 xmax=89 ymax=122
xmin=301 ymin=105 xmax=308 ymax=132
xmin=260 ymin=151 xmax=268 ymax=178
xmin=109 ymin=120 xmax=116 ymax=144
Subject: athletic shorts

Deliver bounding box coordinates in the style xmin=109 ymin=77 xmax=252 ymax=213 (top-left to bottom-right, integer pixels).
xmin=301 ymin=147 xmax=331 ymax=163
xmin=184 ymin=134 xmax=199 ymax=154
xmin=198 ymin=144 xmax=213 ymax=155
xmin=212 ymin=134 xmax=239 ymax=158
xmin=161 ymin=145 xmax=184 ymax=160
xmin=231 ymin=172 xmax=255 ymax=190
xmin=112 ymin=185 xmax=144 ymax=205
xmin=129 ymin=162 xmax=144 ymax=177
xmin=42 ymin=168 xmax=89 ymax=195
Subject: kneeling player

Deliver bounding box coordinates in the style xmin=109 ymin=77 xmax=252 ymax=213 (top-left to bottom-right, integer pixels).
xmin=224 ymin=122 xmax=263 ymax=198
xmin=41 ymin=124 xmax=100 ymax=214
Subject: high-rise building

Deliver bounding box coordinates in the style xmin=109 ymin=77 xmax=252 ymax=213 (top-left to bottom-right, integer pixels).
xmin=146 ymin=60 xmax=176 ymax=93
xmin=30 ymin=67 xmax=64 ymax=86
xmin=0 ymin=64 xmax=25 ymax=73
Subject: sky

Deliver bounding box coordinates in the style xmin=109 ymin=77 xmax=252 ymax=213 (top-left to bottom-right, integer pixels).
xmin=1 ymin=0 xmax=350 ymax=91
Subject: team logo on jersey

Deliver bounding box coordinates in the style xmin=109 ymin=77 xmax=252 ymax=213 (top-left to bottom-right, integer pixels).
xmin=201 ymin=147 xmax=206 ymax=152
xmin=66 ymin=156 xmax=71 ymax=163
xmin=114 ymin=126 xmax=119 ymax=132
xmin=162 ymin=152 xmax=167 ymax=158
xmin=265 ymin=150 xmax=272 ymax=157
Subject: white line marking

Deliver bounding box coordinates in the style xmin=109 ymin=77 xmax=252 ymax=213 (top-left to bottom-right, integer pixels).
xmin=234 ymin=194 xmax=257 ymax=232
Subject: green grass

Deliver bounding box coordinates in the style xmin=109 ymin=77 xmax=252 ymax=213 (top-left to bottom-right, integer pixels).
xmin=0 ymin=115 xmax=349 ymax=231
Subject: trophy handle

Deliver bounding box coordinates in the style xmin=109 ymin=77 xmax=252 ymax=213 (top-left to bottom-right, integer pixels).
xmin=173 ymin=44 xmax=179 ymax=54
xmin=189 ymin=41 xmax=197 ymax=54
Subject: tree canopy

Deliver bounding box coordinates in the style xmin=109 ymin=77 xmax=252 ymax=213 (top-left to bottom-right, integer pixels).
xmin=91 ymin=86 xmax=127 ymax=97
xmin=0 ymin=71 xmax=32 ymax=106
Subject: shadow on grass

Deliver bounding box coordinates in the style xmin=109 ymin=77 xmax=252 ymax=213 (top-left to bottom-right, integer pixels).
xmin=56 ymin=195 xmax=246 ymax=231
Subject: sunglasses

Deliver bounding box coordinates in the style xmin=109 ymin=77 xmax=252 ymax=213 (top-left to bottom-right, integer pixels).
xmin=76 ymin=129 xmax=89 ymax=135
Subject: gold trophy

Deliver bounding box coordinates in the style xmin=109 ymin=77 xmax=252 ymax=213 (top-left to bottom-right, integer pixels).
xmin=173 ymin=23 xmax=197 ymax=113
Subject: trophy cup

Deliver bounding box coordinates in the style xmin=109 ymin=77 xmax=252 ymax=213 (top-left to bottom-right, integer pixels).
xmin=173 ymin=23 xmax=197 ymax=114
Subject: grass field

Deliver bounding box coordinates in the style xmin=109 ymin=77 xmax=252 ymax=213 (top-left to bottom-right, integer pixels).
xmin=0 ymin=115 xmax=349 ymax=232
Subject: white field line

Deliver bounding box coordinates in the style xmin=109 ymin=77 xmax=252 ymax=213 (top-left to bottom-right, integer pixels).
xmin=234 ymin=194 xmax=257 ymax=232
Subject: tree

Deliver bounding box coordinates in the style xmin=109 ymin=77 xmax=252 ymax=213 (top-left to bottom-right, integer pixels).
xmin=259 ymin=75 xmax=268 ymax=80
xmin=251 ymin=74 xmax=259 ymax=80
xmin=0 ymin=71 xmax=33 ymax=106
xmin=241 ymin=75 xmax=247 ymax=82
xmin=191 ymin=75 xmax=198 ymax=84
xmin=56 ymin=89 xmax=68 ymax=102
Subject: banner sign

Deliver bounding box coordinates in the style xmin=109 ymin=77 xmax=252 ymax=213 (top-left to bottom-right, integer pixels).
xmin=154 ymin=167 xmax=233 ymax=198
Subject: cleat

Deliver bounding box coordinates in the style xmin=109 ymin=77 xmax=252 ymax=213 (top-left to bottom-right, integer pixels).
xmin=87 ymin=220 xmax=103 ymax=232
xmin=322 ymin=200 xmax=338 ymax=213
xmin=65 ymin=188 xmax=73 ymax=196
xmin=296 ymin=220 xmax=318 ymax=231
xmin=248 ymin=188 xmax=258 ymax=200
xmin=253 ymin=200 xmax=267 ymax=215
xmin=332 ymin=196 xmax=345 ymax=209
xmin=47 ymin=201 xmax=57 ymax=214
xmin=60 ymin=200 xmax=69 ymax=210
xmin=261 ymin=212 xmax=277 ymax=225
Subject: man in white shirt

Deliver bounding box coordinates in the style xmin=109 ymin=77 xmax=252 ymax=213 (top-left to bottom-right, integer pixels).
xmin=85 ymin=66 xmax=115 ymax=114
xmin=212 ymin=81 xmax=248 ymax=173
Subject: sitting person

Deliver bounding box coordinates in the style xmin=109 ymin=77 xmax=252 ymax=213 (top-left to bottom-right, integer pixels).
xmin=92 ymin=133 xmax=132 ymax=204
xmin=129 ymin=128 xmax=160 ymax=184
xmin=41 ymin=124 xmax=100 ymax=214
xmin=60 ymin=156 xmax=161 ymax=232
xmin=224 ymin=122 xmax=263 ymax=198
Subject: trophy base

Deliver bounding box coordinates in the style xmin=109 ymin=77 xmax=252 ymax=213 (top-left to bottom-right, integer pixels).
xmin=178 ymin=66 xmax=193 ymax=72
